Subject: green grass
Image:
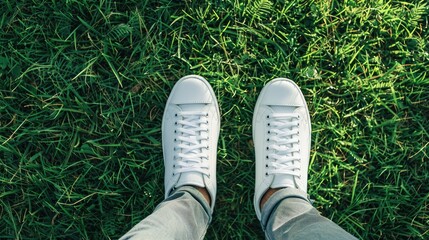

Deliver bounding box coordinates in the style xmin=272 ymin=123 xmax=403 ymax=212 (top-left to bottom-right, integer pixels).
xmin=1 ymin=0 xmax=428 ymax=239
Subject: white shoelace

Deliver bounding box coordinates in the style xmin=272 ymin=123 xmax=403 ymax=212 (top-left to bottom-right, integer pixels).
xmin=173 ymin=111 xmax=210 ymax=176
xmin=266 ymin=113 xmax=301 ymax=177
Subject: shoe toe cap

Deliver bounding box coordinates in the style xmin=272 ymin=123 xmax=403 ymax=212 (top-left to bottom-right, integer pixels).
xmin=170 ymin=76 xmax=213 ymax=104
xmin=260 ymin=79 xmax=305 ymax=106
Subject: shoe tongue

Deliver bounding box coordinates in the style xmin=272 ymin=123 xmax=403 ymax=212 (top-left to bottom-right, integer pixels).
xmin=271 ymin=175 xmax=296 ymax=189
xmin=176 ymin=172 xmax=205 ymax=188
xmin=179 ymin=103 xmax=205 ymax=111
xmin=175 ymin=105 xmax=206 ymax=189
xmin=270 ymin=105 xmax=296 ymax=113
xmin=268 ymin=109 xmax=298 ymax=189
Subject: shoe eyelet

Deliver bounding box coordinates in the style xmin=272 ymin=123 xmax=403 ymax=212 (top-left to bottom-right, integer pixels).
xmin=266 ymin=147 xmax=269 ymax=150
xmin=175 ymin=122 xmax=178 ymax=125
xmin=265 ymin=173 xmax=268 ymax=176
xmin=267 ymin=138 xmax=269 ymax=142
xmin=175 ymin=113 xmax=178 ymax=117
xmin=268 ymin=130 xmax=270 ymax=134
xmin=267 ymin=123 xmax=270 ymax=126
xmin=266 ymin=115 xmax=269 ymax=119
xmin=174 ymin=139 xmax=177 ymax=142
xmin=206 ymin=113 xmax=209 ymax=117
xmin=265 ymin=164 xmax=268 ymax=168
xmin=266 ymin=156 xmax=268 ymax=159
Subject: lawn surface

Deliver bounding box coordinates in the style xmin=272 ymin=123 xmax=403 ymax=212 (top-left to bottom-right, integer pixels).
xmin=1 ymin=0 xmax=428 ymax=239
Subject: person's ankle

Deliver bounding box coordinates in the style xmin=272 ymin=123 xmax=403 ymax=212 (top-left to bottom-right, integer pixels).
xmin=194 ymin=186 xmax=211 ymax=206
xmin=260 ymin=188 xmax=283 ymax=209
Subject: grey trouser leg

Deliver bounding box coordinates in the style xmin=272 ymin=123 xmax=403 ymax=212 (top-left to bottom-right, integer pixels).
xmin=261 ymin=188 xmax=357 ymax=240
xmin=120 ymin=186 xmax=211 ymax=240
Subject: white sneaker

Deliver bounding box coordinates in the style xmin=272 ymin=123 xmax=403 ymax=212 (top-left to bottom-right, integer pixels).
xmin=162 ymin=75 xmax=220 ymax=212
xmin=253 ymin=78 xmax=311 ymax=220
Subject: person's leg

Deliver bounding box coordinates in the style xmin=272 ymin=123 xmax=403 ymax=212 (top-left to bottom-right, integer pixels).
xmin=120 ymin=75 xmax=220 ymax=240
xmin=260 ymin=188 xmax=357 ymax=240
xmin=120 ymin=186 xmax=211 ymax=240
xmin=253 ymin=78 xmax=356 ymax=240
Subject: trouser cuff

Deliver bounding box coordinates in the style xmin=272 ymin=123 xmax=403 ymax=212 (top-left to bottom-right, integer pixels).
xmin=260 ymin=187 xmax=312 ymax=229
xmin=173 ymin=186 xmax=213 ymax=223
